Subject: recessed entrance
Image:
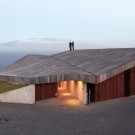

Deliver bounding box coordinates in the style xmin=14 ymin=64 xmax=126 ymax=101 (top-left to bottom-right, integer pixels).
xmin=57 ymin=81 xmax=70 ymax=95
xmin=56 ymin=81 xmax=87 ymax=104
xmin=35 ymin=81 xmax=87 ymax=104
xmin=87 ymin=83 xmax=95 ymax=104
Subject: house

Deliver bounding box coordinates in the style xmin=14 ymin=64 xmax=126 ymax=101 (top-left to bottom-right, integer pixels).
xmin=0 ymin=48 xmax=135 ymax=104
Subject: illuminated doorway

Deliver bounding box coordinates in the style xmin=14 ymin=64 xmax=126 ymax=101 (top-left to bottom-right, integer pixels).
xmin=56 ymin=81 xmax=87 ymax=104
xmin=57 ymin=81 xmax=69 ymax=94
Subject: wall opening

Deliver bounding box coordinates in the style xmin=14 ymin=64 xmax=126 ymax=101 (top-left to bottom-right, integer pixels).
xmin=57 ymin=81 xmax=69 ymax=94
xmin=35 ymin=81 xmax=87 ymax=104
xmin=124 ymin=69 xmax=130 ymax=97
xmin=57 ymin=81 xmax=87 ymax=104
xmin=87 ymin=83 xmax=95 ymax=104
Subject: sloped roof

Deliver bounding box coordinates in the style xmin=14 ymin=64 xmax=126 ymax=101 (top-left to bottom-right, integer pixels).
xmin=0 ymin=48 xmax=135 ymax=84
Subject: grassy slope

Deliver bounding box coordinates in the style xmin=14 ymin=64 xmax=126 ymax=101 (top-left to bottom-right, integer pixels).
xmin=0 ymin=81 xmax=26 ymax=94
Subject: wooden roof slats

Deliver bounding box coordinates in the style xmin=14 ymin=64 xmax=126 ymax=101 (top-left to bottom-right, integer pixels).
xmin=0 ymin=48 xmax=135 ymax=84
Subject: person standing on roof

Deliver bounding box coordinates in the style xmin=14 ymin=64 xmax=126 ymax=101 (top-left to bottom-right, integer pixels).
xmin=72 ymin=41 xmax=74 ymax=50
xmin=69 ymin=41 xmax=72 ymax=51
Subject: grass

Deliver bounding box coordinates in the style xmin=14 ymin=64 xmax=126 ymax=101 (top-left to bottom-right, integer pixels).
xmin=0 ymin=81 xmax=26 ymax=94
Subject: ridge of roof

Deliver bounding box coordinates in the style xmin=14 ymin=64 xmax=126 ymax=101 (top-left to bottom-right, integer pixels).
xmin=51 ymin=55 xmax=96 ymax=76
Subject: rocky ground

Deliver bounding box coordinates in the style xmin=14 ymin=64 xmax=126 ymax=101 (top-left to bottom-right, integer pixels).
xmin=0 ymin=95 xmax=135 ymax=135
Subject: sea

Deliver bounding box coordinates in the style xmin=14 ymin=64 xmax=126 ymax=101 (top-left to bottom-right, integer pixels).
xmin=0 ymin=51 xmax=54 ymax=69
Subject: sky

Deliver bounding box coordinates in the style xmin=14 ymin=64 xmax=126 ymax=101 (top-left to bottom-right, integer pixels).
xmin=0 ymin=0 xmax=135 ymax=47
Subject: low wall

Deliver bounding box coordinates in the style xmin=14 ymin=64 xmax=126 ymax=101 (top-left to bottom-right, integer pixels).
xmin=0 ymin=85 xmax=35 ymax=104
xmin=68 ymin=81 xmax=87 ymax=104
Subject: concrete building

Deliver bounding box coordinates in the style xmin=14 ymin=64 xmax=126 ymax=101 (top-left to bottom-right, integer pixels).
xmin=0 ymin=48 xmax=135 ymax=104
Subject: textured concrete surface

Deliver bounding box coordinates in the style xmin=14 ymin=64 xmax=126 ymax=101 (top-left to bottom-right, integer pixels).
xmin=0 ymin=85 xmax=35 ymax=104
xmin=0 ymin=95 xmax=135 ymax=135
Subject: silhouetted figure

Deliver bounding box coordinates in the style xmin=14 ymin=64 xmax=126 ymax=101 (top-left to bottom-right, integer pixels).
xmin=69 ymin=41 xmax=72 ymax=51
xmin=72 ymin=41 xmax=74 ymax=50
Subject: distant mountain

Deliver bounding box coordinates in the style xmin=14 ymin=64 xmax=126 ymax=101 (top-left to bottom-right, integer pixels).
xmin=0 ymin=38 xmax=134 ymax=53
xmin=0 ymin=38 xmax=69 ymax=53
xmin=0 ymin=38 xmax=71 ymax=68
xmin=0 ymin=51 xmax=50 ymax=69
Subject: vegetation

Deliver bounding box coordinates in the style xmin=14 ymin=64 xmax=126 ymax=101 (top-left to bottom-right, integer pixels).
xmin=0 ymin=81 xmax=26 ymax=94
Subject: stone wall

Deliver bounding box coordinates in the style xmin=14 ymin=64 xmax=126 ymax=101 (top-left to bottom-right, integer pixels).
xmin=0 ymin=85 xmax=35 ymax=104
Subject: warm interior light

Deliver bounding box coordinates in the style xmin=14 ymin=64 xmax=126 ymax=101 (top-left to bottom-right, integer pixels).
xmin=58 ymin=81 xmax=68 ymax=92
xmin=57 ymin=80 xmax=83 ymax=106
xmin=60 ymin=93 xmax=71 ymax=96
xmin=66 ymin=99 xmax=80 ymax=106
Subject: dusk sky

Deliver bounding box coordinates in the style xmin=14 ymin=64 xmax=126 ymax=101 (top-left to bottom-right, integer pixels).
xmin=0 ymin=0 xmax=135 ymax=48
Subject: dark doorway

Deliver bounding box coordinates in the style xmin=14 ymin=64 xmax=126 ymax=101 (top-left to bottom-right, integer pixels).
xmin=130 ymin=67 xmax=135 ymax=95
xmin=87 ymin=83 xmax=95 ymax=104
xmin=124 ymin=70 xmax=130 ymax=97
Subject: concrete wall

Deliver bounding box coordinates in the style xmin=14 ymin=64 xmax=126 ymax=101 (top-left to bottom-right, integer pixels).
xmin=0 ymin=85 xmax=35 ymax=104
xmin=68 ymin=81 xmax=87 ymax=104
